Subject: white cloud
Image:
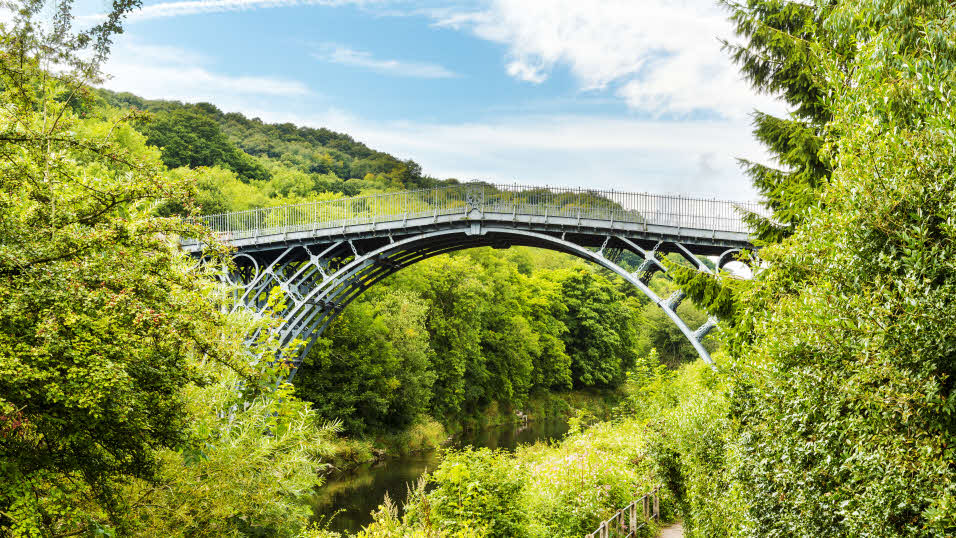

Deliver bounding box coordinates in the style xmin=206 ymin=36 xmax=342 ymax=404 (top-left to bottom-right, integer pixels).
xmin=245 ymin=109 xmax=767 ymax=200
xmin=347 ymin=115 xmax=765 ymax=199
xmin=315 ymin=44 xmax=458 ymax=78
xmin=101 ymin=41 xmax=312 ymax=104
xmin=88 ymin=2 xmax=773 ymax=199
xmin=432 ymin=0 xmax=782 ymax=119
xmin=79 ymin=0 xmax=377 ymax=23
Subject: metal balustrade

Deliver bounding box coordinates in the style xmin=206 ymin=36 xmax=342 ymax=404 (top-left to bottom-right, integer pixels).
xmin=587 ymin=486 xmax=662 ymax=538
xmin=187 ymin=183 xmax=761 ymax=372
xmin=193 ymin=183 xmax=760 ymax=244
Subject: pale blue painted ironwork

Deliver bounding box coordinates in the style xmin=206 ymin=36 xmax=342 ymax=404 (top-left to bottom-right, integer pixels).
xmin=184 ymin=182 xmax=759 ymax=377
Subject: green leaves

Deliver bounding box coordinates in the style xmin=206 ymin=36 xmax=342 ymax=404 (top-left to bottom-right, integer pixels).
xmin=714 ymin=1 xmax=956 ymax=535
xmin=722 ymin=0 xmax=838 ymax=244
xmin=0 ymin=6 xmax=277 ymax=534
xmin=142 ymin=109 xmax=271 ymax=183
xmin=425 ymin=448 xmax=528 ymax=538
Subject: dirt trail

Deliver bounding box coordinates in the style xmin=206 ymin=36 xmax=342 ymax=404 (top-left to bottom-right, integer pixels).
xmin=658 ymin=522 xmax=683 ymax=537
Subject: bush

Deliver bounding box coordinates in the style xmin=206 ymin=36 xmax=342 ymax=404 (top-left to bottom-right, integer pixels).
xmin=422 ymin=448 xmax=528 ymax=538
xmin=638 ymin=361 xmax=743 ymax=537
xmin=517 ymin=419 xmax=658 ymax=537
xmin=119 ymin=380 xmax=340 ymax=537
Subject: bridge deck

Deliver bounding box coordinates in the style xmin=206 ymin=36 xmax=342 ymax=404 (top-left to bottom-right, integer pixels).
xmin=183 ymin=183 xmax=758 ymax=256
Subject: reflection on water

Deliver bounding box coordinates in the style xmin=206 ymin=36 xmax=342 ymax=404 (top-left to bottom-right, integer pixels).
xmin=310 ymin=419 xmax=570 ymax=533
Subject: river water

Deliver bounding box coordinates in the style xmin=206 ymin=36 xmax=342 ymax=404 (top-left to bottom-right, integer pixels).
xmin=310 ymin=418 xmax=570 ymax=533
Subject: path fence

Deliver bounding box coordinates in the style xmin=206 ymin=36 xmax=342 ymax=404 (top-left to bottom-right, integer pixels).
xmin=587 ymin=486 xmax=662 ymax=538
xmin=196 ymin=182 xmax=760 ymax=242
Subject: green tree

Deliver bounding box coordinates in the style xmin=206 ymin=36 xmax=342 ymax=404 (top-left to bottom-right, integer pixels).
xmin=553 ymin=269 xmax=638 ymax=387
xmin=672 ymin=0 xmax=849 ymax=342
xmin=406 ymin=255 xmax=489 ymax=417
xmin=721 ymin=0 xmax=841 ymax=243
xmin=723 ymin=1 xmax=956 ymax=534
xmin=0 ymin=3 xmax=257 ymax=533
xmin=295 ymin=289 xmax=436 ymax=433
xmin=142 ymin=109 xmax=270 ymax=182
xmin=424 ymin=448 xmax=528 ymax=538
xmin=519 ymin=272 xmax=573 ymax=391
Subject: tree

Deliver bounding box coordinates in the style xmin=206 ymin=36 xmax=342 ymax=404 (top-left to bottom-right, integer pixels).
xmin=0 ymin=4 xmax=252 ymax=531
xmin=671 ymin=0 xmax=848 ymax=343
xmin=295 ymin=289 xmax=436 ymax=433
xmin=721 ymin=0 xmax=841 ymax=243
xmin=518 ymin=272 xmax=573 ymax=391
xmin=142 ymin=109 xmax=271 ymax=182
xmin=553 ymin=269 xmax=638 ymax=387
xmin=725 ymin=1 xmax=956 ymax=534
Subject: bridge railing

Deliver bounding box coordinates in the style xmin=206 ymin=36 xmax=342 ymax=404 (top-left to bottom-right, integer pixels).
xmin=197 ymin=183 xmax=759 ymax=241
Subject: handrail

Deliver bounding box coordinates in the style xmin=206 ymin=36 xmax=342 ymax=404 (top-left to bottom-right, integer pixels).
xmin=586 ymin=485 xmax=661 ymax=538
xmin=190 ymin=183 xmax=761 ymax=244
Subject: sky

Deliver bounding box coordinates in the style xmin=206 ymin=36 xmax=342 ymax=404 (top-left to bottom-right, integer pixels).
xmin=70 ymin=0 xmax=784 ymax=199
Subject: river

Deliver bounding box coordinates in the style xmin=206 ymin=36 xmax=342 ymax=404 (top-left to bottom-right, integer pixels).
xmin=310 ymin=418 xmax=571 ymax=533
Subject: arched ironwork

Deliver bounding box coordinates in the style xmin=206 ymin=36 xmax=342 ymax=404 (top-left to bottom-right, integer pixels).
xmin=184 ymin=183 xmax=759 ymax=377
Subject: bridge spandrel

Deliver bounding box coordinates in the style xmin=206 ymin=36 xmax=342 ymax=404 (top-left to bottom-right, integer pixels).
xmin=184 ymin=183 xmax=760 ymax=374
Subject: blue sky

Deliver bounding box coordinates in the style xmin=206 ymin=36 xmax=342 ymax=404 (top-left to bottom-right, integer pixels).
xmin=74 ymin=0 xmax=782 ymax=199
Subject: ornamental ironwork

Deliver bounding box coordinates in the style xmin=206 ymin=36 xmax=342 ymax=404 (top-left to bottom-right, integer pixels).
xmin=184 ymin=182 xmax=761 ymax=379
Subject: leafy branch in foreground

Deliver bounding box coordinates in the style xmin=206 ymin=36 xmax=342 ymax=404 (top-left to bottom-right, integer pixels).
xmin=0 ymin=3 xmax=310 ymax=534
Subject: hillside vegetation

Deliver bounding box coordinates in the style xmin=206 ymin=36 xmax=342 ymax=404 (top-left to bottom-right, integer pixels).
xmin=91 ymin=92 xmax=716 ymax=441
xmin=98 ymin=90 xmax=444 ymax=214
xmin=3 ymin=0 xmax=954 ymax=537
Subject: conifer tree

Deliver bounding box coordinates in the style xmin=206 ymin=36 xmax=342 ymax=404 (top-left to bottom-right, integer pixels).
xmin=669 ymin=1 xmax=847 ymax=346
xmin=721 ymin=0 xmax=838 ymax=243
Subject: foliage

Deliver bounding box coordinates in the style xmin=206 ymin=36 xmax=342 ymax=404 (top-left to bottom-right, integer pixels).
xmin=0 ymin=3 xmax=728 ymax=536
xmin=97 ymin=90 xmax=441 ymax=195
xmin=0 ymin=4 xmax=344 ymax=536
xmin=423 ymin=448 xmax=527 ymax=538
xmin=294 ymin=247 xmax=699 ymax=436
xmin=637 ymin=361 xmax=742 ymax=537
xmin=557 ymin=269 xmax=639 ymax=387
xmin=118 ymin=375 xmax=341 ymax=537
xmin=720 ymin=0 xmax=840 ymax=243
xmin=353 ymin=481 xmax=484 ymax=538
xmin=295 ymin=289 xmax=436 ymax=435
xmin=517 ymin=418 xmax=658 ymax=537
xmin=619 ymin=3 xmax=956 ymax=538
xmin=365 ymin=381 xmax=676 ymax=538
xmin=0 ymin=4 xmax=263 ymax=531
xmin=716 ymin=1 xmax=956 ymax=535
xmin=141 ymin=108 xmax=271 ymax=182
xmin=672 ymin=0 xmax=846 ymax=340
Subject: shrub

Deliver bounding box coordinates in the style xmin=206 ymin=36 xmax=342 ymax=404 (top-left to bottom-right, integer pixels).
xmin=422 ymin=448 xmax=528 ymax=538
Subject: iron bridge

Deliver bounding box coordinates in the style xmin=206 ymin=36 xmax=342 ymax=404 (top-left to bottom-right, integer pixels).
xmin=183 ymin=183 xmax=759 ymax=377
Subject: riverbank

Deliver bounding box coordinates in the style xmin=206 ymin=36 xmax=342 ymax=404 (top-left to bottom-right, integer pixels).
xmin=312 ymin=418 xmax=573 ymax=533
xmin=325 ymin=388 xmax=623 ymax=473
xmin=304 ymin=360 xmax=721 ymax=538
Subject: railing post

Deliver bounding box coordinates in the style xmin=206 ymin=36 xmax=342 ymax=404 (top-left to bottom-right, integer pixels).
xmin=629 ymin=502 xmax=637 ymax=535
xmin=653 ymin=490 xmax=660 ymax=520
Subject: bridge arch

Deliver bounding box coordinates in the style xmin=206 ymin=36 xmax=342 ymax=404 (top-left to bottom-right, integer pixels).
xmin=188 ymin=183 xmax=759 ymax=379
xmin=229 ymin=226 xmax=726 ymax=379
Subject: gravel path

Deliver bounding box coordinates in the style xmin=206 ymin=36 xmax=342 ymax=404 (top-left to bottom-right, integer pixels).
xmin=658 ymin=522 xmax=684 ymax=537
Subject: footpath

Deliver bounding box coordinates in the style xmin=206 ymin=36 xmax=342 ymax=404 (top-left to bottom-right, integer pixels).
xmin=658 ymin=522 xmax=684 ymax=537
